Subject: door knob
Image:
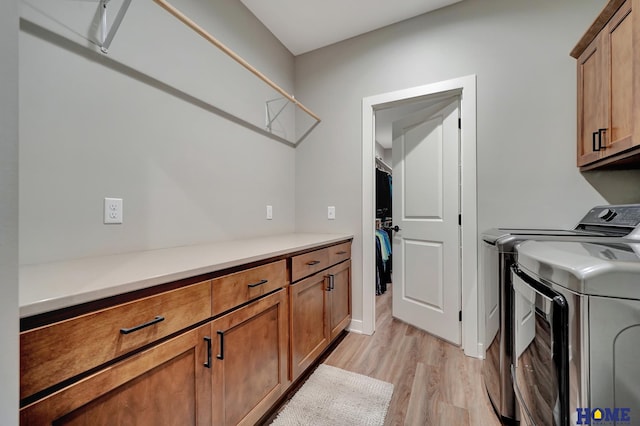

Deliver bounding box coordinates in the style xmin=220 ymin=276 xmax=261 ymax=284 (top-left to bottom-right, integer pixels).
xmin=391 ymin=225 xmax=401 ymax=232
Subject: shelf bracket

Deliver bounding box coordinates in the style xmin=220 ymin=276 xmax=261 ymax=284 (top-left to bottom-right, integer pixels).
xmin=265 ymin=97 xmax=290 ymax=133
xmin=99 ymin=0 xmax=132 ymax=54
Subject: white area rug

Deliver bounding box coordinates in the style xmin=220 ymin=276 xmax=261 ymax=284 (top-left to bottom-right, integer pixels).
xmin=270 ymin=364 xmax=394 ymax=426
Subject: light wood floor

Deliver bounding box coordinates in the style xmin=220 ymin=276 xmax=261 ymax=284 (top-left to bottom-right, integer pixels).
xmin=323 ymin=285 xmax=502 ymax=426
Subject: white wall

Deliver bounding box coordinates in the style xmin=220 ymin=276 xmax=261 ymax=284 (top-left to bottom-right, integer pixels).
xmin=1 ymin=0 xmax=19 ymax=421
xmin=374 ymin=142 xmax=390 ymax=164
xmin=19 ymin=0 xmax=298 ymax=265
xmin=294 ymin=0 xmax=640 ymax=329
xmin=382 ymin=148 xmax=392 ymax=167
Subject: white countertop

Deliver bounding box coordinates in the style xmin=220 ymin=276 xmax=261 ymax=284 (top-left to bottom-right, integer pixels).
xmin=20 ymin=233 xmax=353 ymax=318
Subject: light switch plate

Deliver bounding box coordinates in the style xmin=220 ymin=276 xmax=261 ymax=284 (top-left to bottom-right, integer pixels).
xmin=104 ymin=198 xmax=123 ymax=224
xmin=266 ymin=205 xmax=273 ymax=220
xmin=328 ymin=206 xmax=336 ymax=220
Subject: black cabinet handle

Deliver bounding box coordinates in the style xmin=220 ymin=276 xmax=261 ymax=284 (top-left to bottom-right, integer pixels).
xmin=592 ymin=131 xmax=600 ymax=151
xmin=598 ymin=128 xmax=607 ymax=150
xmin=204 ymin=336 xmax=212 ymax=368
xmin=593 ymin=128 xmax=607 ymax=151
xmin=216 ymin=330 xmax=225 ymax=360
xmin=306 ymin=260 xmax=321 ymax=266
xmin=248 ymin=279 xmax=268 ymax=288
xmin=326 ymin=274 xmax=335 ymax=291
xmin=120 ymin=316 xmax=165 ymax=334
xmin=336 ymin=251 xmax=347 ymax=255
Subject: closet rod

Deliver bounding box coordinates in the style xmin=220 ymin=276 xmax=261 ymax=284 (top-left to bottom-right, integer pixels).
xmin=375 ymin=156 xmax=392 ymax=173
xmin=152 ymin=0 xmax=321 ymax=123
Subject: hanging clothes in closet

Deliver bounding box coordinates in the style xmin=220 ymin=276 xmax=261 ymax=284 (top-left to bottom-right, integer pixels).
xmin=375 ymin=157 xmax=393 ymax=295
xmin=376 ymin=167 xmax=392 ymax=219
xmin=375 ymin=228 xmax=392 ymax=295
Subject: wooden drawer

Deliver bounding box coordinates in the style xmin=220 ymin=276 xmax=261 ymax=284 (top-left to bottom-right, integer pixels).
xmin=328 ymin=241 xmax=351 ymax=265
xmin=291 ymin=242 xmax=351 ymax=282
xmin=291 ymin=248 xmax=330 ymax=282
xmin=21 ymin=324 xmax=212 ymax=425
xmin=212 ymin=260 xmax=286 ymax=315
xmin=20 ymin=280 xmax=211 ymax=400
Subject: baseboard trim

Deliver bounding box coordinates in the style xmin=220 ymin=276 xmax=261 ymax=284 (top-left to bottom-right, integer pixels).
xmin=347 ymin=319 xmax=364 ymax=335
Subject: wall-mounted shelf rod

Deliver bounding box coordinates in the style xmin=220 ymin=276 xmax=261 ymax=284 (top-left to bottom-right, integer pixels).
xmin=152 ymin=0 xmax=321 ymax=123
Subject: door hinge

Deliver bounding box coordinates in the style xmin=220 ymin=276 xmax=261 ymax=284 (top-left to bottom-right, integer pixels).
xmin=458 ymin=118 xmax=461 ymax=129
xmin=458 ymin=214 xmax=462 ymax=226
xmin=459 ymin=310 xmax=462 ymax=322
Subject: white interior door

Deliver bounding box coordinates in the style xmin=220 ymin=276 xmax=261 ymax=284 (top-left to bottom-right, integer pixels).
xmin=391 ymin=96 xmax=461 ymax=345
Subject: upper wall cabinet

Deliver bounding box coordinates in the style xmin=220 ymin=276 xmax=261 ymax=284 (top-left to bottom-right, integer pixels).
xmin=571 ymin=0 xmax=640 ymax=170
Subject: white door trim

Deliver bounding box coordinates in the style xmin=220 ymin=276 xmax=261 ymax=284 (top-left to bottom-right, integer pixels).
xmin=360 ymin=75 xmax=480 ymax=358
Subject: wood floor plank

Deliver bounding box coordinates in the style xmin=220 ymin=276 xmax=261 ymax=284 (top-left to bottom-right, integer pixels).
xmin=404 ymin=362 xmax=429 ymax=424
xmin=326 ymin=285 xmax=501 ymax=426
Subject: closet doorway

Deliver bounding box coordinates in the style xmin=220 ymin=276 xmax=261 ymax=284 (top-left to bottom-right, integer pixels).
xmin=361 ymin=75 xmax=480 ymax=357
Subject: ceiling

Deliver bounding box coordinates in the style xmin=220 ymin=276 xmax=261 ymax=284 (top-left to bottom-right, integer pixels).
xmin=240 ymin=0 xmax=463 ymax=56
xmin=375 ymin=100 xmax=436 ymax=150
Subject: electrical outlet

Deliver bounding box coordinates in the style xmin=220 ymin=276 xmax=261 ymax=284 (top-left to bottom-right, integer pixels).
xmin=266 ymin=205 xmax=273 ymax=220
xmin=328 ymin=206 xmax=336 ymax=220
xmin=104 ymin=198 xmax=123 ymax=224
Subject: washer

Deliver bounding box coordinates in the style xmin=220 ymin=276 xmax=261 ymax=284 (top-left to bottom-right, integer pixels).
xmin=482 ymin=204 xmax=640 ymax=425
xmin=513 ymin=239 xmax=640 ymax=425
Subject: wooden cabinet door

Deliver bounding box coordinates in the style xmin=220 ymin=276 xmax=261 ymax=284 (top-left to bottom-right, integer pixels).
xmin=605 ymin=0 xmax=634 ymax=155
xmin=577 ymin=34 xmax=606 ymax=166
xmin=327 ymin=260 xmax=352 ymax=341
xmin=210 ymin=289 xmax=289 ymax=426
xmin=290 ymin=271 xmax=330 ymax=381
xmin=20 ymin=324 xmax=212 ymax=425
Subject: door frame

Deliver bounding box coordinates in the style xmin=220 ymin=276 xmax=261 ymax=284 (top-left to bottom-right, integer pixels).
xmin=360 ymin=75 xmax=480 ymax=358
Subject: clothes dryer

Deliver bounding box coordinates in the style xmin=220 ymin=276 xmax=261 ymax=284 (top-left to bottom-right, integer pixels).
xmin=513 ymin=239 xmax=640 ymax=425
xmin=482 ymin=204 xmax=640 ymax=425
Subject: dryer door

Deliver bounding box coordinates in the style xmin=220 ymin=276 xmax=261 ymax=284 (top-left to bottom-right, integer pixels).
xmin=512 ymin=267 xmax=570 ymax=426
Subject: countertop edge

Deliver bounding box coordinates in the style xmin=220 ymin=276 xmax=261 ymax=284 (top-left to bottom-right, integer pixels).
xmin=20 ymin=233 xmax=353 ymax=318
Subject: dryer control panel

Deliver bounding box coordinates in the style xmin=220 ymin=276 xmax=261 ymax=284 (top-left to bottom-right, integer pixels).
xmin=577 ymin=204 xmax=640 ymax=231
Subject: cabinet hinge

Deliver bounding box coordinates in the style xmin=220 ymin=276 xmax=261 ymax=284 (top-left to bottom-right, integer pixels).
xmin=459 ymin=310 xmax=462 ymax=322
xmin=458 ymin=214 xmax=462 ymax=226
xmin=458 ymin=118 xmax=461 ymax=129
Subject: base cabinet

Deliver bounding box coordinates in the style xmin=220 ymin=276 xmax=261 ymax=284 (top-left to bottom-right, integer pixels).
xmin=327 ymin=260 xmax=352 ymax=341
xmin=290 ymin=272 xmax=330 ymax=380
xmin=211 ymin=289 xmax=289 ymax=426
xmin=290 ymin=257 xmax=352 ymax=381
xmin=20 ymin=239 xmax=351 ymax=426
xmin=20 ymin=324 xmax=213 ymax=425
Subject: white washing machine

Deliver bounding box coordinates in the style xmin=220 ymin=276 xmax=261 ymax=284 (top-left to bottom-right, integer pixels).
xmin=513 ymin=239 xmax=640 ymax=426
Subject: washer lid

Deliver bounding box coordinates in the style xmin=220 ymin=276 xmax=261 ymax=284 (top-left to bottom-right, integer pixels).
xmin=516 ymin=240 xmax=640 ymax=299
xmin=482 ymin=228 xmax=597 ymax=245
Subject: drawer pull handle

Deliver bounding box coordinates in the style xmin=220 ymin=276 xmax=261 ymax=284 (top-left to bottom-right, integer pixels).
xmin=248 ymin=279 xmax=268 ymax=288
xmin=204 ymin=336 xmax=212 ymax=368
xmin=336 ymin=251 xmax=347 ymax=255
xmin=216 ymin=330 xmax=225 ymax=360
xmin=306 ymin=260 xmax=321 ymax=266
xmin=120 ymin=316 xmax=165 ymax=334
